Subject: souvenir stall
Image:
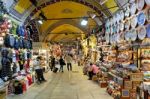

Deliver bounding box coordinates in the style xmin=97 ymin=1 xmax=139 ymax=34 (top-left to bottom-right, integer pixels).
xmin=0 ymin=8 xmax=34 ymax=95
xmin=96 ymin=0 xmax=150 ymax=99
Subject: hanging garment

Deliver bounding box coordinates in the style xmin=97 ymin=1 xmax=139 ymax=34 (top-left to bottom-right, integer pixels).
xmin=18 ymin=37 xmax=23 ymax=49
xmin=4 ymin=34 xmax=10 ymax=47
xmin=1 ymin=57 xmax=12 ymax=79
xmin=9 ymin=35 xmax=15 ymax=48
xmin=16 ymin=25 xmax=25 ymax=37
xmin=14 ymin=37 xmax=19 ymax=50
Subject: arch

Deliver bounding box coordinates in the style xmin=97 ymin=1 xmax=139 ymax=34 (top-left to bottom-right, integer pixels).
xmin=26 ymin=0 xmax=104 ymax=22
xmin=41 ymin=19 xmax=87 ymax=41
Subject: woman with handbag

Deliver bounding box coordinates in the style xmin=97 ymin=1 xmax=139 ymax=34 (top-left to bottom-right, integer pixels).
xmin=59 ymin=56 xmax=65 ymax=72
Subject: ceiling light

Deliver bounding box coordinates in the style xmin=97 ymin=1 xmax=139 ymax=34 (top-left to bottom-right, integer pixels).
xmin=81 ymin=18 xmax=88 ymax=26
xmin=38 ymin=20 xmax=43 ymax=24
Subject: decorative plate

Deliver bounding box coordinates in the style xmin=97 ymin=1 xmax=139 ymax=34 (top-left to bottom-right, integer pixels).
xmin=130 ymin=3 xmax=137 ymax=15
xmin=125 ymin=6 xmax=130 ymax=17
xmin=137 ymin=12 xmax=146 ymax=26
xmin=146 ymin=24 xmax=150 ymax=38
xmin=145 ymin=0 xmax=150 ymax=5
xmin=125 ymin=19 xmax=131 ymax=30
xmin=120 ymin=22 xmax=124 ymax=31
xmin=130 ymin=29 xmax=137 ymax=41
xmin=146 ymin=8 xmax=150 ymax=22
xmin=136 ymin=0 xmax=145 ymax=10
xmin=120 ymin=10 xmax=125 ymax=21
xmin=125 ymin=31 xmax=130 ymax=41
xmin=131 ymin=15 xmax=138 ymax=28
xmin=138 ymin=26 xmax=146 ymax=40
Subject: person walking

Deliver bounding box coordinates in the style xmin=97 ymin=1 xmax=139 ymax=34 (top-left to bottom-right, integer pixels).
xmin=50 ymin=55 xmax=55 ymax=71
xmin=33 ymin=56 xmax=46 ymax=83
xmin=65 ymin=54 xmax=72 ymax=71
xmin=59 ymin=56 xmax=66 ymax=72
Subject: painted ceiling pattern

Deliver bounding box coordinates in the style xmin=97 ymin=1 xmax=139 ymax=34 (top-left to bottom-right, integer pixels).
xmin=10 ymin=0 xmax=122 ymax=42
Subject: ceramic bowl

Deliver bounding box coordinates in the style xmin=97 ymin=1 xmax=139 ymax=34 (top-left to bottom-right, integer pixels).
xmin=131 ymin=15 xmax=138 ymax=28
xmin=130 ymin=3 xmax=137 ymax=15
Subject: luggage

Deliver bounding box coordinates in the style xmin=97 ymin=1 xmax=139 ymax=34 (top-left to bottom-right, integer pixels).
xmin=53 ymin=68 xmax=58 ymax=73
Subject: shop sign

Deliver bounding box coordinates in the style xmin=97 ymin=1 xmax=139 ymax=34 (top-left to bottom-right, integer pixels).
xmin=130 ymin=73 xmax=143 ymax=81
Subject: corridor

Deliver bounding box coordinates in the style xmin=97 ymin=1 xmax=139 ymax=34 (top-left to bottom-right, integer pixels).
xmin=7 ymin=65 xmax=112 ymax=99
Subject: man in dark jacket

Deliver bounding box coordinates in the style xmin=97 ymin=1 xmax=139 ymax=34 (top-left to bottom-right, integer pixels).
xmin=59 ymin=56 xmax=65 ymax=72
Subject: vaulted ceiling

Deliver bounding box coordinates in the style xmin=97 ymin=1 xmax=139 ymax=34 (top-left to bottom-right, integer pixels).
xmin=9 ymin=0 xmax=125 ymax=42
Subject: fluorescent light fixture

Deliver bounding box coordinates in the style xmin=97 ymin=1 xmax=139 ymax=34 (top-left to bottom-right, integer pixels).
xmin=38 ymin=20 xmax=43 ymax=24
xmin=81 ymin=19 xmax=88 ymax=26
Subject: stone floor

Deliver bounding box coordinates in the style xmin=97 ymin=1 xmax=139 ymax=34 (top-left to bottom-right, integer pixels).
xmin=6 ymin=64 xmax=113 ymax=99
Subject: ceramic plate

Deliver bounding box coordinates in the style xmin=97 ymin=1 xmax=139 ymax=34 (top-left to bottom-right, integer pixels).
xmin=130 ymin=29 xmax=137 ymax=41
xmin=146 ymin=24 xmax=150 ymax=38
xmin=125 ymin=19 xmax=130 ymax=30
xmin=130 ymin=3 xmax=137 ymax=15
xmin=125 ymin=31 xmax=130 ymax=41
xmin=137 ymin=12 xmax=146 ymax=26
xmin=120 ymin=22 xmax=124 ymax=31
xmin=131 ymin=15 xmax=138 ymax=28
xmin=136 ymin=0 xmax=145 ymax=10
xmin=146 ymin=8 xmax=150 ymax=22
xmin=145 ymin=0 xmax=150 ymax=5
xmin=138 ymin=26 xmax=146 ymax=40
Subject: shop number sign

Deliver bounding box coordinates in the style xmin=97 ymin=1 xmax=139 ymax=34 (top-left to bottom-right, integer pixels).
xmin=130 ymin=73 xmax=143 ymax=81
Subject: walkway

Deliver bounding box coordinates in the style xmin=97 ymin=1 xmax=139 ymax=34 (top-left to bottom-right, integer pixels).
xmin=6 ymin=64 xmax=112 ymax=99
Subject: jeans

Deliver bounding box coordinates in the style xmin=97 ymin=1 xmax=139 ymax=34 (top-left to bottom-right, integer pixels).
xmin=67 ymin=63 xmax=72 ymax=71
xmin=35 ymin=69 xmax=45 ymax=82
xmin=59 ymin=65 xmax=64 ymax=72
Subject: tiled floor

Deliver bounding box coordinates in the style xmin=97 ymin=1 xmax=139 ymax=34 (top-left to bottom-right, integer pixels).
xmin=6 ymin=64 xmax=113 ymax=99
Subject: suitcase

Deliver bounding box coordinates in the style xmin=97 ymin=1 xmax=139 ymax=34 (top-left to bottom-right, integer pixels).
xmin=53 ymin=68 xmax=58 ymax=73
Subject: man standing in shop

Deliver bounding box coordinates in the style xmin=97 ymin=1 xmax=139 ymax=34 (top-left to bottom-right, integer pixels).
xmin=33 ymin=56 xmax=46 ymax=83
xmin=65 ymin=54 xmax=72 ymax=71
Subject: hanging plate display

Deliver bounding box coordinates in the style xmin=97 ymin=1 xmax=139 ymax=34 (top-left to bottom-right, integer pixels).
xmin=125 ymin=31 xmax=130 ymax=41
xmin=136 ymin=0 xmax=145 ymax=10
xmin=138 ymin=26 xmax=146 ymax=40
xmin=130 ymin=29 xmax=137 ymax=41
xmin=130 ymin=3 xmax=137 ymax=15
xmin=125 ymin=5 xmax=130 ymax=17
xmin=137 ymin=12 xmax=146 ymax=26
xmin=131 ymin=15 xmax=138 ymax=28
xmin=145 ymin=0 xmax=150 ymax=6
xmin=120 ymin=22 xmax=124 ymax=31
xmin=146 ymin=24 xmax=150 ymax=38
xmin=120 ymin=10 xmax=125 ymax=21
xmin=125 ymin=19 xmax=131 ymax=30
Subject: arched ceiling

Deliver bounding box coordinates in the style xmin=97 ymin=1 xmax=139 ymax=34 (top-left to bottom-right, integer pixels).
xmin=12 ymin=0 xmax=122 ymax=42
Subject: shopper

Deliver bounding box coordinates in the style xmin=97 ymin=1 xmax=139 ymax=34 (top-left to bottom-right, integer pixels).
xmin=33 ymin=56 xmax=46 ymax=83
xmin=50 ymin=55 xmax=55 ymax=71
xmin=59 ymin=56 xmax=66 ymax=72
xmin=65 ymin=54 xmax=72 ymax=71
xmin=88 ymin=63 xmax=99 ymax=80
